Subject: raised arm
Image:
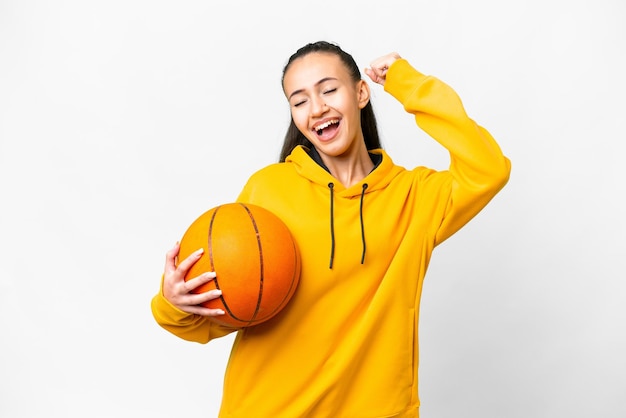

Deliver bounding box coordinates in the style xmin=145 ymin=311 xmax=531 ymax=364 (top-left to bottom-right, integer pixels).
xmin=367 ymin=53 xmax=511 ymax=244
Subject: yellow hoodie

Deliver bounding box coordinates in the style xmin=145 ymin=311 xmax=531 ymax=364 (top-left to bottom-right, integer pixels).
xmin=151 ymin=59 xmax=511 ymax=417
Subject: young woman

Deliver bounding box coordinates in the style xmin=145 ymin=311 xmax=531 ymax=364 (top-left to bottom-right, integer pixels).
xmin=152 ymin=41 xmax=511 ymax=417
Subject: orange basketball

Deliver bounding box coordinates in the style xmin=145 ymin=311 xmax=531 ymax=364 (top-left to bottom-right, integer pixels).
xmin=177 ymin=203 xmax=301 ymax=327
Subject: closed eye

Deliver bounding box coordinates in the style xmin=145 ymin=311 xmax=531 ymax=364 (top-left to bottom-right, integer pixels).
xmin=323 ymin=88 xmax=337 ymax=95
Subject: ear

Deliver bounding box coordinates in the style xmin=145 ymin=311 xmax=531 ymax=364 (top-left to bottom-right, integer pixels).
xmin=356 ymin=79 xmax=370 ymax=109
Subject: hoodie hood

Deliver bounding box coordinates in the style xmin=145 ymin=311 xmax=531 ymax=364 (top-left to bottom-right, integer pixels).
xmin=285 ymin=145 xmax=404 ymax=198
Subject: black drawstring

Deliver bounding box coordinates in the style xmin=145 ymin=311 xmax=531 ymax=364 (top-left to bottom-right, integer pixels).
xmin=327 ymin=182 xmax=369 ymax=268
xmin=328 ymin=182 xmax=335 ymax=269
xmin=360 ymin=183 xmax=368 ymax=264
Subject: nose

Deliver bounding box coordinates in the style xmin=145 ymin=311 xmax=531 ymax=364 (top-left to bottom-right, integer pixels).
xmin=310 ymin=96 xmax=328 ymax=117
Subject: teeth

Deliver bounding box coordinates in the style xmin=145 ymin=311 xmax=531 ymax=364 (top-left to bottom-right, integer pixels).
xmin=315 ymin=120 xmax=338 ymax=132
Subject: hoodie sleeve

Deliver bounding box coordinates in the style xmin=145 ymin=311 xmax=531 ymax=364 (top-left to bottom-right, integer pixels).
xmin=383 ymin=59 xmax=511 ymax=245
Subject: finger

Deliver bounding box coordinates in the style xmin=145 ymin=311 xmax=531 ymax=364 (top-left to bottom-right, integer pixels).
xmin=164 ymin=242 xmax=180 ymax=273
xmin=368 ymin=52 xmax=401 ymax=80
xmin=185 ymin=288 xmax=222 ymax=306
xmin=364 ymin=67 xmax=385 ymax=85
xmin=176 ymin=247 xmax=205 ymax=275
xmin=181 ymin=304 xmax=226 ymax=317
xmin=372 ymin=52 xmax=401 ymax=68
xmin=184 ymin=271 xmax=217 ymax=293
xmin=364 ymin=67 xmax=377 ymax=81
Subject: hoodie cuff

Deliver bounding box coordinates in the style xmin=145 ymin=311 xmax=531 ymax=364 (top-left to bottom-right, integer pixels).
xmin=383 ymin=58 xmax=429 ymax=105
xmin=151 ymin=288 xmax=196 ymax=325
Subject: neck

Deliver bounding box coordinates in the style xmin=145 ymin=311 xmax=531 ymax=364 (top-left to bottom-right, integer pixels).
xmin=321 ymin=146 xmax=374 ymax=188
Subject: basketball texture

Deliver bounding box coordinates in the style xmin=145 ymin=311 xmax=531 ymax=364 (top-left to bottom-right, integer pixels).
xmin=178 ymin=203 xmax=301 ymax=327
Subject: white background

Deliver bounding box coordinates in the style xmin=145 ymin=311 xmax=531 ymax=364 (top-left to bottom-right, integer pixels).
xmin=1 ymin=0 xmax=625 ymax=417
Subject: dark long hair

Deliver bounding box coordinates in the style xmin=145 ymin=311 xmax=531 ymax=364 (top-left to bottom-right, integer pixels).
xmin=279 ymin=41 xmax=382 ymax=162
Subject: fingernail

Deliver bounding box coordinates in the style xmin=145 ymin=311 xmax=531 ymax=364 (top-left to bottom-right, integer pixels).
xmin=194 ymin=248 xmax=204 ymax=256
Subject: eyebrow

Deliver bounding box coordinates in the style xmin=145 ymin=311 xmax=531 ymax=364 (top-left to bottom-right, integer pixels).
xmin=288 ymin=77 xmax=338 ymax=100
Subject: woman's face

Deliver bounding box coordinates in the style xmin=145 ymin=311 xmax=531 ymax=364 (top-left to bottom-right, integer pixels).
xmin=283 ymin=52 xmax=370 ymax=159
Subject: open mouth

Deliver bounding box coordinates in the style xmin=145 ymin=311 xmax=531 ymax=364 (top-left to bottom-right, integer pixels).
xmin=314 ymin=119 xmax=340 ymax=140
